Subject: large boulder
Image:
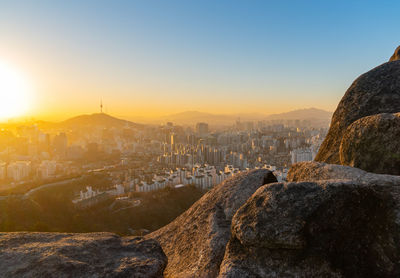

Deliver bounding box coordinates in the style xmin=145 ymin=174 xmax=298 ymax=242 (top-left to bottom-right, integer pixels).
xmin=147 ymin=169 xmax=277 ymax=278
xmin=390 ymin=46 xmax=400 ymax=62
xmin=339 ymin=113 xmax=400 ymax=175
xmin=0 ymin=232 xmax=167 ymax=278
xmin=315 ymin=59 xmax=400 ymax=164
xmin=219 ymin=179 xmax=400 ymax=277
xmin=288 ymin=161 xmax=400 ymax=185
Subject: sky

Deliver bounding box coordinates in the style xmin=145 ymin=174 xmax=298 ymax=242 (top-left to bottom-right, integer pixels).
xmin=0 ymin=0 xmax=399 ymax=121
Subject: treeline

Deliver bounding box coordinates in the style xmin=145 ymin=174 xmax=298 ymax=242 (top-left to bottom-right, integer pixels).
xmin=0 ymin=178 xmax=204 ymax=235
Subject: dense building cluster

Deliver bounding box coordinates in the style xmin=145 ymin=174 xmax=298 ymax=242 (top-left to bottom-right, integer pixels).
xmin=0 ymin=115 xmax=327 ymax=202
xmin=157 ymin=120 xmax=326 ymax=173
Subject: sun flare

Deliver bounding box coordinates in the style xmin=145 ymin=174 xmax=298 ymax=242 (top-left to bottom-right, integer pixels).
xmin=0 ymin=61 xmax=32 ymax=120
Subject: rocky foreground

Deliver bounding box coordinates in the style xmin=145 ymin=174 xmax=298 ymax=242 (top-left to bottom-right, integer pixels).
xmin=1 ymin=47 xmax=400 ymax=277
xmin=219 ymin=162 xmax=400 ymax=277
xmin=147 ymin=169 xmax=277 ymax=277
xmin=0 ymin=232 xmax=167 ymax=278
xmin=315 ymin=56 xmax=400 ymax=166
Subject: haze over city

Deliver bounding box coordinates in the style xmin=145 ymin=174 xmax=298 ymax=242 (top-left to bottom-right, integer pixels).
xmin=1 ymin=0 xmax=399 ymax=122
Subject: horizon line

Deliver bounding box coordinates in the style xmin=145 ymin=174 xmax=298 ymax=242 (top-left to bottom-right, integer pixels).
xmin=0 ymin=107 xmax=333 ymax=125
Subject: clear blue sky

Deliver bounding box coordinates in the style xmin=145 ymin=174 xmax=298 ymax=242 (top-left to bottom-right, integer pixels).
xmin=0 ymin=0 xmax=399 ymax=119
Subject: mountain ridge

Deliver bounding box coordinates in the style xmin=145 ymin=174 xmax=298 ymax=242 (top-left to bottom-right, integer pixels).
xmin=266 ymin=107 xmax=333 ymax=120
xmin=136 ymin=107 xmax=332 ymax=126
xmin=0 ymin=113 xmax=144 ymax=130
xmin=0 ymin=108 xmax=332 ymax=128
xmin=60 ymin=113 xmax=143 ymax=129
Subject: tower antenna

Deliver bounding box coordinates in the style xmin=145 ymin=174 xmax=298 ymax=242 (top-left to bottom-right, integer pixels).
xmin=100 ymin=99 xmax=103 ymax=113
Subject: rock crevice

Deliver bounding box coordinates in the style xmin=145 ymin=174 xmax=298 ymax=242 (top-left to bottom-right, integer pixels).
xmin=220 ymin=177 xmax=400 ymax=277
xmin=147 ymin=169 xmax=277 ymax=278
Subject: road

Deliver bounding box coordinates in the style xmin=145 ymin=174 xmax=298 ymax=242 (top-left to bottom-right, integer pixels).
xmin=0 ymin=176 xmax=85 ymax=201
xmin=22 ymin=176 xmax=84 ymax=199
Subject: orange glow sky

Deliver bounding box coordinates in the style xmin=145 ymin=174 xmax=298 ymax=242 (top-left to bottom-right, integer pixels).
xmin=0 ymin=1 xmax=398 ymax=121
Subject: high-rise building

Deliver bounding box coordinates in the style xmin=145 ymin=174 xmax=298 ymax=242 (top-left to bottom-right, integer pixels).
xmin=0 ymin=162 xmax=6 ymax=180
xmin=196 ymin=122 xmax=209 ymax=137
xmin=53 ymin=132 xmax=68 ymax=157
xmin=170 ymin=133 xmax=176 ymax=146
xmin=38 ymin=160 xmax=57 ymax=179
xmin=290 ymin=148 xmax=313 ymax=164
xmin=7 ymin=161 xmax=31 ymax=181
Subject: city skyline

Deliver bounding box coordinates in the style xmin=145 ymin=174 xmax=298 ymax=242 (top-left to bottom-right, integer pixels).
xmin=1 ymin=1 xmax=399 ymax=121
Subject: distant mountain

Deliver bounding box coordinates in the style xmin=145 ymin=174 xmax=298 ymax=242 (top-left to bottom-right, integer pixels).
xmin=2 ymin=109 xmax=332 ymax=130
xmin=265 ymin=108 xmax=332 ymax=121
xmin=155 ymin=111 xmax=266 ymax=126
xmin=264 ymin=108 xmax=332 ymax=127
xmin=161 ymin=111 xmax=233 ymax=125
xmin=61 ymin=113 xmax=143 ymax=129
xmin=147 ymin=108 xmax=332 ymax=126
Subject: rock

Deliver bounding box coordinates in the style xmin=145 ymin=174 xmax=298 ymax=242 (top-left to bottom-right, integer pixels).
xmin=288 ymin=161 xmax=400 ymax=185
xmin=0 ymin=232 xmax=167 ymax=278
xmin=389 ymin=46 xmax=400 ymax=62
xmin=219 ymin=179 xmax=400 ymax=277
xmin=339 ymin=113 xmax=400 ymax=175
xmin=315 ymin=60 xmax=400 ymax=164
xmin=147 ymin=169 xmax=277 ymax=278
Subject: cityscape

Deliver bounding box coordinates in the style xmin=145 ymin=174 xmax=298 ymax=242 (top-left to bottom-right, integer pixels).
xmin=1 ymin=1 xmax=398 ymax=276
xmin=0 ymin=107 xmax=328 ymax=210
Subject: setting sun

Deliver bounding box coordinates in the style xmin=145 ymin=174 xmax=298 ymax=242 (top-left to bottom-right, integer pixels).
xmin=0 ymin=61 xmax=32 ymax=120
